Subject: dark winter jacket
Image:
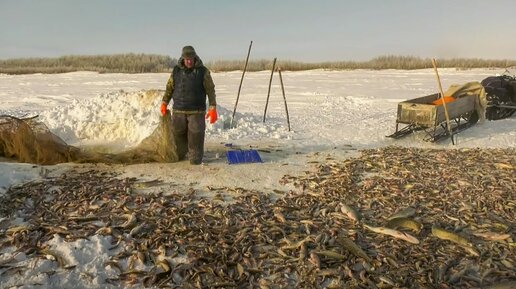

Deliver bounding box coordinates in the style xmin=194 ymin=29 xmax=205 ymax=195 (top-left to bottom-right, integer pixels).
xmin=162 ymin=56 xmax=216 ymax=113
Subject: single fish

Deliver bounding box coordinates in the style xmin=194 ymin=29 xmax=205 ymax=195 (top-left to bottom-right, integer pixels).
xmin=129 ymin=223 xmax=146 ymax=237
xmin=472 ymin=231 xmax=511 ymax=241
xmin=385 ymin=217 xmax=423 ymax=233
xmin=431 ymin=226 xmax=479 ymax=256
xmin=387 ymin=207 xmax=416 ymax=221
xmin=309 ymin=251 xmax=321 ymax=269
xmin=431 ymin=226 xmax=471 ymax=247
xmin=336 ymin=236 xmax=372 ymax=262
xmin=121 ymin=213 xmax=137 ymax=229
xmin=364 ymin=224 xmax=420 ymax=244
xmin=273 ymin=209 xmax=287 ymax=223
xmin=315 ymin=250 xmax=347 ymax=260
xmin=340 ymin=203 xmax=362 ymax=222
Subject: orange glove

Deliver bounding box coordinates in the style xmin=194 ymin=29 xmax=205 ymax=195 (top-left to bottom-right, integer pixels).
xmin=205 ymin=107 xmax=218 ymax=124
xmin=160 ymin=102 xmax=167 ymax=116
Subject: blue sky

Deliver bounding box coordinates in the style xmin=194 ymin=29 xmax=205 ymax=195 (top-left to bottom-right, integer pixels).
xmin=1 ymin=0 xmax=515 ymax=61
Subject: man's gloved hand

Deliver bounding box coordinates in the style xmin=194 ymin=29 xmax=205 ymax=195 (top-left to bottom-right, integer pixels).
xmin=205 ymin=107 xmax=218 ymax=124
xmin=160 ymin=102 xmax=167 ymax=116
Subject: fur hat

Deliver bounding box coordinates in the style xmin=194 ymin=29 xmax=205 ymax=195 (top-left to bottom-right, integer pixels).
xmin=181 ymin=46 xmax=197 ymax=58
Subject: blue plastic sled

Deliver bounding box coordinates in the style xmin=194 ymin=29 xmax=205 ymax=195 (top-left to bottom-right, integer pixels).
xmin=226 ymin=150 xmax=263 ymax=164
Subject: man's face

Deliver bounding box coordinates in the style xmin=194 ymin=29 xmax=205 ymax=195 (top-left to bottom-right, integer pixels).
xmin=184 ymin=57 xmax=194 ymax=68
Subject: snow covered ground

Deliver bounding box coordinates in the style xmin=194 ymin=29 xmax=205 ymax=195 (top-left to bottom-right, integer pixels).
xmin=0 ymin=69 xmax=514 ymax=288
xmin=3 ymin=68 xmax=515 ymax=194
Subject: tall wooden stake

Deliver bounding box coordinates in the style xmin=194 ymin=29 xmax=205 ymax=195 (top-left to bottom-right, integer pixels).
xmin=230 ymin=41 xmax=253 ymax=128
xmin=432 ymin=58 xmax=455 ymax=145
xmin=277 ymin=67 xmax=291 ymax=131
xmin=263 ymin=57 xmax=277 ymax=123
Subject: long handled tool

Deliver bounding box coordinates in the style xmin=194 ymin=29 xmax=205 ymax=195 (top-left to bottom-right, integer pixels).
xmin=230 ymin=41 xmax=253 ymax=129
xmin=263 ymin=57 xmax=277 ymax=123
xmin=432 ymin=58 xmax=455 ymax=145
xmin=277 ymin=67 xmax=291 ymax=131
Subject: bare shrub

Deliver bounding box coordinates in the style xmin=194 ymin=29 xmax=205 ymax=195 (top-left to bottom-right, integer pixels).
xmin=207 ymin=56 xmax=516 ymax=71
xmin=0 ymin=53 xmax=177 ymax=74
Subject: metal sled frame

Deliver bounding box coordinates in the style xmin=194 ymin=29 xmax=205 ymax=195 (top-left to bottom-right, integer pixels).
xmin=387 ymin=93 xmax=478 ymax=142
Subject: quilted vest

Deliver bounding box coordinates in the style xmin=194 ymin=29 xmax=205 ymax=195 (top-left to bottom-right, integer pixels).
xmin=172 ymin=66 xmax=207 ymax=111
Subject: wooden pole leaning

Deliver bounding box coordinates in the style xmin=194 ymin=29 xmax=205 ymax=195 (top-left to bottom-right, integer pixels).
xmin=432 ymin=58 xmax=455 ymax=145
xmin=277 ymin=67 xmax=291 ymax=131
xmin=230 ymin=40 xmax=253 ymax=129
xmin=263 ymin=57 xmax=277 ymax=123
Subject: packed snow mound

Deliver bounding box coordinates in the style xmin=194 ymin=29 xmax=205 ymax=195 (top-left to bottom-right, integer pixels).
xmin=39 ymin=89 xmax=163 ymax=148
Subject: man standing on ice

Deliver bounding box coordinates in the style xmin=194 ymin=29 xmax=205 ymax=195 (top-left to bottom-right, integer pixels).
xmin=160 ymin=45 xmax=218 ymax=165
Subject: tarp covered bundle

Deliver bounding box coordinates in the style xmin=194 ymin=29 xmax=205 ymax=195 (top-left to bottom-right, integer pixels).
xmin=0 ymin=111 xmax=179 ymax=165
xmin=443 ymin=81 xmax=487 ymax=121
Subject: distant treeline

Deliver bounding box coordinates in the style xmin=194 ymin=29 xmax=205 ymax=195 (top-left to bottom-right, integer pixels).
xmin=207 ymin=55 xmax=516 ymax=71
xmin=0 ymin=53 xmax=176 ymax=74
xmin=1 ymin=54 xmax=515 ymax=74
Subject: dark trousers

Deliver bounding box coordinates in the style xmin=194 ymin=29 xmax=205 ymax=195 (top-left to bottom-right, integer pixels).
xmin=172 ymin=113 xmax=205 ymax=162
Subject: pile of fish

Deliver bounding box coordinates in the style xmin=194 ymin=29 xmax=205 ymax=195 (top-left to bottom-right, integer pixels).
xmin=0 ymin=146 xmax=515 ymax=288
